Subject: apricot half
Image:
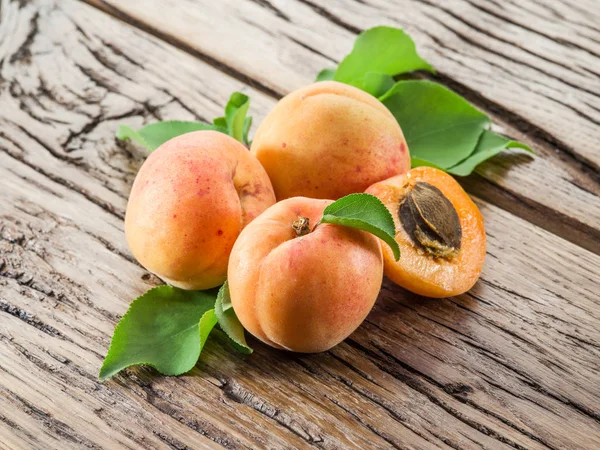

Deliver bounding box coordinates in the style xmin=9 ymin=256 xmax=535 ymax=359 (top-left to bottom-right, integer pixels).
xmin=125 ymin=131 xmax=276 ymax=290
xmin=251 ymin=81 xmax=410 ymax=200
xmin=366 ymin=167 xmax=486 ymax=297
xmin=228 ymin=197 xmax=384 ymax=352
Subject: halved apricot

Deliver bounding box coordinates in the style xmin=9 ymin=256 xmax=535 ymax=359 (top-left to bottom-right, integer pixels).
xmin=366 ymin=167 xmax=486 ymax=297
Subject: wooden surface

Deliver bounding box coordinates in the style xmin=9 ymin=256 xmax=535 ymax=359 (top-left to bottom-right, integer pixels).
xmin=1 ymin=0 xmax=599 ymax=448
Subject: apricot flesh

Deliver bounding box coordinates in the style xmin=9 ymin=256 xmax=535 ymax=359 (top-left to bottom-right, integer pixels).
xmin=228 ymin=197 xmax=384 ymax=352
xmin=125 ymin=131 xmax=276 ymax=290
xmin=366 ymin=167 xmax=486 ymax=298
xmin=251 ymin=81 xmax=410 ymax=200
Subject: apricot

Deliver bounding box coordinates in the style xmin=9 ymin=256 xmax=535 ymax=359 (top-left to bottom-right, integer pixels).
xmin=125 ymin=131 xmax=276 ymax=290
xmin=366 ymin=167 xmax=486 ymax=297
xmin=251 ymin=81 xmax=410 ymax=200
xmin=228 ymin=197 xmax=383 ymax=352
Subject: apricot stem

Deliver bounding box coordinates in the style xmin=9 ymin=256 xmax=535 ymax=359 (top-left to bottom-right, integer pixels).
xmin=292 ymin=216 xmax=311 ymax=237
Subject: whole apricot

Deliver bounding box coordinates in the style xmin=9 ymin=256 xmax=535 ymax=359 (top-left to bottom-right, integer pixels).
xmin=251 ymin=81 xmax=410 ymax=200
xmin=125 ymin=131 xmax=276 ymax=290
xmin=366 ymin=167 xmax=486 ymax=297
xmin=228 ymin=197 xmax=384 ymax=353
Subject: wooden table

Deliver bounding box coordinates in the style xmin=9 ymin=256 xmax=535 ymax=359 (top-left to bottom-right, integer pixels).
xmin=1 ymin=1 xmax=599 ymax=448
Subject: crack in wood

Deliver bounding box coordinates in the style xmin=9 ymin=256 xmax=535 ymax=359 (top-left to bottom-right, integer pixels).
xmin=285 ymin=35 xmax=338 ymax=64
xmin=0 ymin=386 xmax=103 ymax=449
xmin=295 ymin=355 xmax=441 ymax=446
xmin=463 ymin=0 xmax=600 ymax=60
xmin=115 ymin=372 xmax=249 ymax=449
xmin=325 ymin=395 xmax=406 ymax=450
xmin=0 ymin=299 xmax=68 ymax=340
xmin=151 ymin=430 xmax=191 ymax=450
xmin=0 ymin=144 xmax=125 ymax=220
xmin=460 ymin=174 xmax=600 ymax=255
xmin=346 ymin=339 xmax=537 ymax=450
xmin=295 ymin=0 xmax=361 ymax=34
xmin=472 ymin=347 xmax=600 ymax=423
xmin=9 ymin=11 xmax=39 ymax=64
xmin=80 ymin=0 xmax=284 ymax=99
xmin=218 ymin=376 xmax=325 ymax=447
xmin=0 ymin=410 xmax=39 ymax=445
xmin=419 ymin=0 xmax=600 ymax=99
xmin=247 ymin=0 xmax=291 ymax=22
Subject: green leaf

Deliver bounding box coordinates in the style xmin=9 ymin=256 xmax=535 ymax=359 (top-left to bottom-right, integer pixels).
xmin=116 ymin=91 xmax=254 ymax=150
xmin=213 ymin=116 xmax=227 ymax=129
xmin=225 ymin=92 xmax=251 ymax=143
xmin=116 ymin=124 xmax=153 ymax=150
xmin=116 ymin=121 xmax=219 ymax=151
xmin=320 ymin=193 xmax=400 ymax=261
xmin=353 ymin=72 xmax=396 ymax=98
xmin=199 ymin=309 xmax=218 ymax=352
xmin=334 ymin=26 xmax=433 ymax=85
xmin=381 ymin=80 xmax=491 ymax=169
xmin=448 ymin=130 xmax=533 ymax=176
xmin=242 ymin=116 xmax=253 ymax=147
xmin=215 ymin=282 xmax=253 ymax=354
xmin=220 ymin=284 xmax=233 ymax=312
xmin=316 ymin=68 xmax=336 ymax=82
xmin=410 ymin=157 xmax=445 ymax=170
xmin=99 ymin=286 xmax=218 ymax=379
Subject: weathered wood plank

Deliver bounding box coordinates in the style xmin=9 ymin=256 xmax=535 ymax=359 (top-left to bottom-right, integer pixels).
xmin=0 ymin=154 xmax=322 ymax=449
xmin=82 ymin=0 xmax=600 ymax=255
xmin=1 ymin=0 xmax=599 ymax=448
xmin=86 ymin=0 xmax=600 ymax=166
xmin=3 ymin=150 xmax=600 ymax=449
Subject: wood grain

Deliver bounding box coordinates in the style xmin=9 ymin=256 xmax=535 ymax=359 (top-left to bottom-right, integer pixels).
xmin=1 ymin=0 xmax=599 ymax=449
xmin=83 ymin=0 xmax=600 ymax=255
xmin=85 ymin=0 xmax=600 ymax=165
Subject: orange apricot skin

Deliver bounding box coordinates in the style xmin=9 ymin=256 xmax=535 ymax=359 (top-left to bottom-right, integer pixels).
xmin=366 ymin=167 xmax=486 ymax=298
xmin=251 ymin=81 xmax=410 ymax=200
xmin=125 ymin=130 xmax=276 ymax=290
xmin=228 ymin=197 xmax=383 ymax=353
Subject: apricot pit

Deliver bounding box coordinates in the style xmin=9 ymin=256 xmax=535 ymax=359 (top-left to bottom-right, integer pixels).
xmin=399 ymin=182 xmax=462 ymax=258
